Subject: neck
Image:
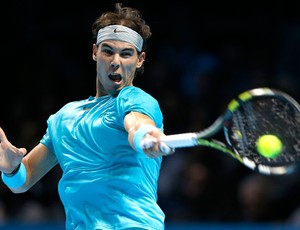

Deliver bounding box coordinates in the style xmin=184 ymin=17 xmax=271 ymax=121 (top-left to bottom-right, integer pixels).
xmin=95 ymin=78 xmax=106 ymax=98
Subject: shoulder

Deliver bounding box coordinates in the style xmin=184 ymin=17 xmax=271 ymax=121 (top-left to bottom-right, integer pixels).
xmin=118 ymin=86 xmax=156 ymax=101
xmin=116 ymin=86 xmax=163 ymax=125
xmin=119 ymin=86 xmax=148 ymax=95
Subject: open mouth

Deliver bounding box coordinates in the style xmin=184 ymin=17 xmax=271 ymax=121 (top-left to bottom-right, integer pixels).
xmin=108 ymin=74 xmax=122 ymax=83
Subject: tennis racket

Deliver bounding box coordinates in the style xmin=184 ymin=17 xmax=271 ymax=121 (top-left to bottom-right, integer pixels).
xmin=142 ymin=87 xmax=300 ymax=175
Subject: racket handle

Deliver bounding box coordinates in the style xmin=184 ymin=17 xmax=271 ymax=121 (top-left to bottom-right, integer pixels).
xmin=140 ymin=138 xmax=174 ymax=154
xmin=140 ymin=133 xmax=198 ymax=154
xmin=160 ymin=133 xmax=198 ymax=148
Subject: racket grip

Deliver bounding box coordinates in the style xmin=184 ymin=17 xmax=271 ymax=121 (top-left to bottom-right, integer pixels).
xmin=160 ymin=133 xmax=198 ymax=148
xmin=140 ymin=138 xmax=174 ymax=154
xmin=140 ymin=133 xmax=198 ymax=154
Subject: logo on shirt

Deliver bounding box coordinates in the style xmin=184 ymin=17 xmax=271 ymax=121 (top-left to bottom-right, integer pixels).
xmin=83 ymin=106 xmax=91 ymax=111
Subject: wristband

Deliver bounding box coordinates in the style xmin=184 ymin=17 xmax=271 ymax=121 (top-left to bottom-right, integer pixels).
xmin=1 ymin=163 xmax=26 ymax=188
xmin=5 ymin=163 xmax=21 ymax=177
xmin=133 ymin=125 xmax=156 ymax=153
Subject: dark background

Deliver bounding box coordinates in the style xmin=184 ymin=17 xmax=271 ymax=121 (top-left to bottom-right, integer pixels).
xmin=1 ymin=0 xmax=300 ymax=225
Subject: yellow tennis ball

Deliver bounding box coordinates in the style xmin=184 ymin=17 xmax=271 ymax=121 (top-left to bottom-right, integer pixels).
xmin=256 ymin=134 xmax=283 ymax=158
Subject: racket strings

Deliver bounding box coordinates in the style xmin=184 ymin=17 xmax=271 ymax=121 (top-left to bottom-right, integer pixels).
xmin=227 ymin=96 xmax=300 ymax=166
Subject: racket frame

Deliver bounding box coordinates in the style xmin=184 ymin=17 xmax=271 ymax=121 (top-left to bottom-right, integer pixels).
xmin=156 ymin=88 xmax=300 ymax=175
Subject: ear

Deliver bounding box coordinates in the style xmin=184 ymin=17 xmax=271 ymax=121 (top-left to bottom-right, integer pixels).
xmin=92 ymin=44 xmax=98 ymax=61
xmin=136 ymin=52 xmax=146 ymax=68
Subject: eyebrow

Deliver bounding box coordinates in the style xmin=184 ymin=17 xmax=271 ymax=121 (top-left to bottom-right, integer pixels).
xmin=101 ymin=43 xmax=135 ymax=52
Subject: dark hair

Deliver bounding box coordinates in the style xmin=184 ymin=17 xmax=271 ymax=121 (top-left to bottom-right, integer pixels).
xmin=92 ymin=3 xmax=152 ymax=76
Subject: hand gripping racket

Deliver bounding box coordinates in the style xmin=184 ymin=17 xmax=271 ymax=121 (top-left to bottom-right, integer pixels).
xmin=142 ymin=88 xmax=300 ymax=175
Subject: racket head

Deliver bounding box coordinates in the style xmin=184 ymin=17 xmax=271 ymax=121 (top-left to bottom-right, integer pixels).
xmin=223 ymin=88 xmax=300 ymax=175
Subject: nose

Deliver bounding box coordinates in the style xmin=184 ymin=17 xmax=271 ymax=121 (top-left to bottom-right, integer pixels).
xmin=110 ymin=62 xmax=120 ymax=69
xmin=110 ymin=55 xmax=120 ymax=69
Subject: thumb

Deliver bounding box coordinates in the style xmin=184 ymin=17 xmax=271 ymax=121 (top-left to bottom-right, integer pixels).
xmin=0 ymin=127 xmax=8 ymax=142
xmin=17 ymin=148 xmax=27 ymax=157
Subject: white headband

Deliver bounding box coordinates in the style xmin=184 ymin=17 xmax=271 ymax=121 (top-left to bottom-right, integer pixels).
xmin=96 ymin=25 xmax=143 ymax=52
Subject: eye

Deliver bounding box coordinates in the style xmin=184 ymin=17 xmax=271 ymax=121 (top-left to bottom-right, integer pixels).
xmin=120 ymin=51 xmax=133 ymax=58
xmin=101 ymin=48 xmax=113 ymax=55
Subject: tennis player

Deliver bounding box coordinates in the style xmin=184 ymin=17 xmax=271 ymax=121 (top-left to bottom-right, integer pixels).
xmin=0 ymin=3 xmax=173 ymax=229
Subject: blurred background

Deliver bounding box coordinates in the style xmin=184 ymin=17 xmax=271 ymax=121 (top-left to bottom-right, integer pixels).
xmin=1 ymin=0 xmax=300 ymax=229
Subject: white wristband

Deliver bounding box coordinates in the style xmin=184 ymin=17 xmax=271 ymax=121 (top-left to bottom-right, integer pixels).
xmin=133 ymin=125 xmax=156 ymax=153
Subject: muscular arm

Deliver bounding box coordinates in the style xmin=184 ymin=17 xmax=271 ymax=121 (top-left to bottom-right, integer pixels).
xmin=12 ymin=143 xmax=58 ymax=193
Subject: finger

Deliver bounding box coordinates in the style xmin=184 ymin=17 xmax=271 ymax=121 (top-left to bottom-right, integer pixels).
xmin=141 ymin=136 xmax=157 ymax=149
xmin=159 ymin=142 xmax=175 ymax=155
